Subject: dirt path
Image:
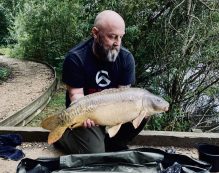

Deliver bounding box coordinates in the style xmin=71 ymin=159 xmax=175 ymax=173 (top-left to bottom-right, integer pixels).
xmin=0 ymin=56 xmax=54 ymax=121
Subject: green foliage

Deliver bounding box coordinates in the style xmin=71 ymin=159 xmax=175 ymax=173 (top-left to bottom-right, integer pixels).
xmin=0 ymin=6 xmax=9 ymax=44
xmin=0 ymin=46 xmax=11 ymax=56
xmin=11 ymin=0 xmax=83 ymax=65
xmin=0 ymin=0 xmax=26 ymax=44
xmin=126 ymin=0 xmax=219 ymax=131
xmin=146 ymin=107 xmax=191 ymax=132
xmin=2 ymin=0 xmax=219 ymax=131
xmin=150 ymin=115 xmax=191 ymax=132
xmin=0 ymin=65 xmax=11 ymax=83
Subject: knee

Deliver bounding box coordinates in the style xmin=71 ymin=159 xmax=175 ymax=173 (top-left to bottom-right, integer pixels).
xmin=82 ymin=143 xmax=105 ymax=154
xmin=58 ymin=127 xmax=106 ymax=154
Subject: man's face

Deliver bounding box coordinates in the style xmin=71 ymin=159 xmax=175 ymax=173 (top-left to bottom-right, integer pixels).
xmin=93 ymin=25 xmax=125 ymax=62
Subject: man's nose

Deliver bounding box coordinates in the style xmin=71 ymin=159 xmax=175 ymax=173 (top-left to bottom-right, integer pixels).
xmin=113 ymin=37 xmax=121 ymax=47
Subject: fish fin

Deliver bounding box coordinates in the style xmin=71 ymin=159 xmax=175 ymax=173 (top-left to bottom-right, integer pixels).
xmin=106 ymin=124 xmax=122 ymax=138
xmin=70 ymin=114 xmax=86 ymax=128
xmin=41 ymin=115 xmax=61 ymax=130
xmin=48 ymin=126 xmax=67 ymax=144
xmin=132 ymin=112 xmax=147 ymax=129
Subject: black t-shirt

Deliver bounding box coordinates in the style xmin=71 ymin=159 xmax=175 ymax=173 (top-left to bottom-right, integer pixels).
xmin=62 ymin=38 xmax=135 ymax=107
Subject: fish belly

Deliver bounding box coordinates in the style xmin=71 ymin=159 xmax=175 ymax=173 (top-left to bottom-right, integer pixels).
xmin=89 ymin=101 xmax=141 ymax=126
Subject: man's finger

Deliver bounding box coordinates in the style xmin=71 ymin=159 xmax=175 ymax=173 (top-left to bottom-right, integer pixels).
xmin=83 ymin=119 xmax=95 ymax=128
xmin=87 ymin=119 xmax=92 ymax=128
xmin=83 ymin=121 xmax=88 ymax=128
xmin=90 ymin=120 xmax=95 ymax=127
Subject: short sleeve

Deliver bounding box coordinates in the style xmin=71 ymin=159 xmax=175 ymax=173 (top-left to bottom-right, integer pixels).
xmin=62 ymin=53 xmax=85 ymax=88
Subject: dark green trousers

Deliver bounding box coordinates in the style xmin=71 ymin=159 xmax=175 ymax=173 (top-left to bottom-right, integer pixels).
xmin=55 ymin=118 xmax=147 ymax=154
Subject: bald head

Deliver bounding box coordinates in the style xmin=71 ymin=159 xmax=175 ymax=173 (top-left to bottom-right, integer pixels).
xmin=94 ymin=10 xmax=125 ymax=31
xmin=91 ymin=10 xmax=125 ymax=62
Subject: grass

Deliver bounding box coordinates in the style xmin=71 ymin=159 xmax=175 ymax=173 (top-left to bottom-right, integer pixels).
xmin=0 ymin=46 xmax=13 ymax=83
xmin=0 ymin=46 xmax=11 ymax=56
xmin=0 ymin=65 xmax=11 ymax=83
xmin=26 ymin=86 xmax=66 ymax=127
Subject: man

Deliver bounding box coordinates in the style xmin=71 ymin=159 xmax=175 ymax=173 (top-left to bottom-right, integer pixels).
xmin=57 ymin=10 xmax=147 ymax=154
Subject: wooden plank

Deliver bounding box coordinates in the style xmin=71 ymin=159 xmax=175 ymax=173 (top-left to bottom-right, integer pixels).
xmin=1 ymin=127 xmax=219 ymax=147
xmin=130 ymin=130 xmax=219 ymax=147
xmin=16 ymin=97 xmax=51 ymax=126
xmin=0 ymin=126 xmax=49 ymax=142
xmin=0 ymin=69 xmax=57 ymax=126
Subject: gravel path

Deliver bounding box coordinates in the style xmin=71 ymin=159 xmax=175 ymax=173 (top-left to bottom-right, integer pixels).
xmin=0 ymin=56 xmax=55 ymax=121
xmin=1 ymin=142 xmax=63 ymax=173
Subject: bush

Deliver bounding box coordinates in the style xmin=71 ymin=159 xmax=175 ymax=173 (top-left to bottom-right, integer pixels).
xmin=11 ymin=0 xmax=84 ymax=65
xmin=0 ymin=6 xmax=9 ymax=45
xmin=0 ymin=65 xmax=11 ymax=83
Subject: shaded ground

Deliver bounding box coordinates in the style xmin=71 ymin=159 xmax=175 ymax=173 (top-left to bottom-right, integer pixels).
xmin=0 ymin=56 xmax=54 ymax=121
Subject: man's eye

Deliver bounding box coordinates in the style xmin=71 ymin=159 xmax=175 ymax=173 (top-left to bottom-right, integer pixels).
xmin=108 ymin=35 xmax=123 ymax=40
xmin=109 ymin=35 xmax=116 ymax=39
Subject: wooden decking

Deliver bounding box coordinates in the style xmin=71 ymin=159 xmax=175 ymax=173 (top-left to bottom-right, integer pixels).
xmin=1 ymin=126 xmax=219 ymax=147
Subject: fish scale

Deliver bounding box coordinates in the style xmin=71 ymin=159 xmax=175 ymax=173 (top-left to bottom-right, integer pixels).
xmin=41 ymin=87 xmax=169 ymax=144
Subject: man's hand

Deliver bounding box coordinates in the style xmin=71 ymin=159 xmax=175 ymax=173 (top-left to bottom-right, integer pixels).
xmin=66 ymin=86 xmax=97 ymax=128
xmin=83 ymin=119 xmax=96 ymax=128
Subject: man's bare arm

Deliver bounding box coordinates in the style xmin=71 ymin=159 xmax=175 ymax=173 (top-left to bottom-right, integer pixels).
xmin=66 ymin=85 xmax=95 ymax=128
xmin=66 ymin=85 xmax=84 ymax=102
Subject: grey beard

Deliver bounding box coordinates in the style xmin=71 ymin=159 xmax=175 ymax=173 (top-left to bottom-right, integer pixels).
xmin=93 ymin=39 xmax=120 ymax=62
xmin=106 ymin=49 xmax=119 ymax=62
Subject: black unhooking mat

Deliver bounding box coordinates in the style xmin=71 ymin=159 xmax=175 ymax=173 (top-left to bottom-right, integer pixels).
xmin=16 ymin=147 xmax=211 ymax=173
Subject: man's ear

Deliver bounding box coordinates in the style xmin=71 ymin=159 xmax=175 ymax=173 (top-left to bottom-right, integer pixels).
xmin=91 ymin=27 xmax=99 ymax=38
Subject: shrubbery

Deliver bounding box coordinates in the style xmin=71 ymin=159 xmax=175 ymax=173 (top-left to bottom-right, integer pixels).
xmin=0 ymin=65 xmax=11 ymax=83
xmin=1 ymin=0 xmax=219 ymax=131
xmin=0 ymin=6 xmax=9 ymax=45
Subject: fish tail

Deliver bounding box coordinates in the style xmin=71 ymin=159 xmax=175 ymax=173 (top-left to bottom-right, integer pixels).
xmin=41 ymin=115 xmax=67 ymax=144
xmin=41 ymin=115 xmax=61 ymax=131
xmin=48 ymin=125 xmax=67 ymax=144
xmin=47 ymin=115 xmax=87 ymax=144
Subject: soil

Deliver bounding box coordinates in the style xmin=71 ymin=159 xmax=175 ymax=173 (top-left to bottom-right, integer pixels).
xmin=0 ymin=56 xmax=54 ymax=121
xmin=1 ymin=142 xmax=63 ymax=173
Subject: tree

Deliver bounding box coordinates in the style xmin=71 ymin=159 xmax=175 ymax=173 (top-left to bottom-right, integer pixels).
xmin=0 ymin=6 xmax=8 ymax=44
xmin=133 ymin=0 xmax=219 ymax=130
xmin=6 ymin=0 xmax=219 ymax=131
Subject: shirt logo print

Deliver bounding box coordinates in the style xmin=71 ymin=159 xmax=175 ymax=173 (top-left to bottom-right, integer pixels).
xmin=95 ymin=70 xmax=111 ymax=87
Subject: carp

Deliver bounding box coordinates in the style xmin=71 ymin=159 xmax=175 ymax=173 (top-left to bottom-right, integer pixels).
xmin=41 ymin=87 xmax=169 ymax=144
